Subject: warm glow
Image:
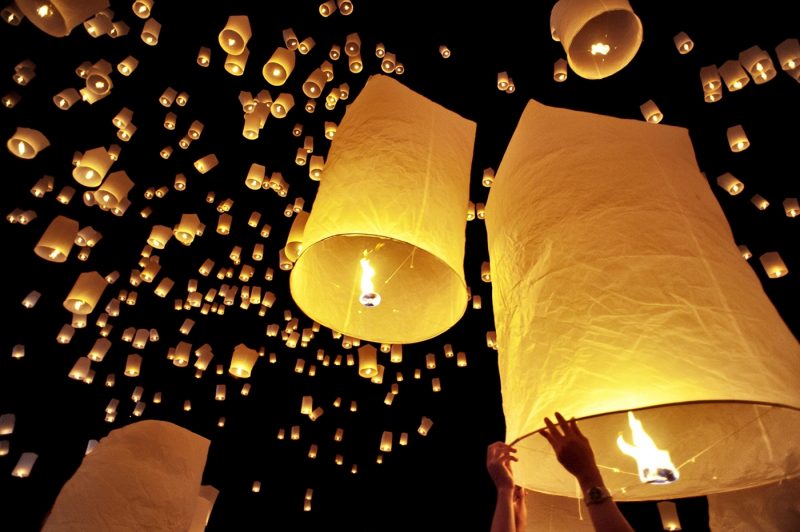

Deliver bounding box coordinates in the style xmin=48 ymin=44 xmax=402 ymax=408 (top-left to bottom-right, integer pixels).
xmin=733 ymin=80 xmax=742 ymax=89
xmin=36 ymin=4 xmax=52 ymax=17
xmin=789 ymin=60 xmax=796 ymax=69
xmin=16 ymin=141 xmax=26 ymax=155
xmin=358 ymin=256 xmax=380 ymax=307
xmin=616 ymin=411 xmax=679 ymax=484
xmin=591 ymin=42 xmax=611 ymax=55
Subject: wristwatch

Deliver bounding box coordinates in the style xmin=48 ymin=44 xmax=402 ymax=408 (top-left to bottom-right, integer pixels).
xmin=585 ymin=485 xmax=612 ymax=505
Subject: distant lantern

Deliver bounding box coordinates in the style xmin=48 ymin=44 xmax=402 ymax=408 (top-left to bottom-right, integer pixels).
xmin=337 ymin=0 xmax=353 ymax=14
xmin=439 ymin=45 xmax=451 ymax=58
xmin=783 ymin=198 xmax=799 ymax=218
xmin=716 ymin=172 xmax=744 ymax=195
xmin=718 ymin=59 xmax=749 ymax=91
xmin=417 ymin=416 xmax=433 ymax=436
xmin=15 ymin=0 xmax=109 ymax=37
xmin=344 ymin=32 xmax=361 ymax=56
xmin=379 ymin=431 xmax=392 ymax=452
xmin=7 ymin=127 xmax=49 ymax=159
xmin=224 ymin=49 xmax=249 ymax=76
xmin=282 ymin=27 xmax=298 ymax=49
xmin=263 ymin=47 xmax=295 ymax=86
xmin=739 ymin=45 xmax=776 ymax=84
xmin=53 ymin=88 xmax=81 ymax=109
xmin=289 ymin=75 xmax=475 ymax=344
xmin=125 ymin=354 xmax=142 ymax=376
xmin=0 ymin=414 xmax=16 ymax=435
xmin=271 ymin=93 xmax=294 ymax=118
xmin=85 ymin=60 xmax=112 ymax=96
xmin=113 ymin=107 xmax=133 ymax=129
xmin=1 ymin=4 xmax=23 ymax=25
xmin=3 ymin=91 xmax=21 ymax=108
xmin=245 ymin=163 xmax=265 ymax=190
xmin=775 ymin=38 xmax=800 ymax=71
xmin=485 ymin=98 xmax=800 ymax=502
xmin=303 ymin=68 xmax=327 ymax=98
xmin=73 ymin=147 xmax=112 ymax=187
xmin=218 ymin=15 xmax=250 ymax=55
xmin=639 ymin=99 xmax=663 ymax=123
xmin=64 ymin=271 xmax=107 ymax=315
xmin=700 ymin=65 xmax=723 ymax=103
xmin=673 ymin=32 xmax=693 ymax=54
xmin=22 ymin=290 xmax=41 ymax=308
xmin=553 ymin=58 xmax=568 ymax=81
xmin=358 ymin=344 xmax=378 ymax=378
xmin=348 ymin=53 xmax=363 ymax=73
xmin=147 ymin=225 xmax=172 ymax=249
xmin=69 ymin=356 xmax=91 ymax=380
xmin=319 ymin=0 xmax=336 ymax=16
xmin=174 ymin=214 xmax=201 ymax=245
xmin=329 ymin=44 xmax=341 ymax=60
xmin=549 ymin=0 xmax=643 ymax=79
xmin=657 ymin=500 xmax=682 ymax=531
xmin=751 ymin=194 xmax=769 ymax=211
xmin=298 ymin=37 xmax=315 ymax=55
xmin=141 ymin=18 xmax=160 ymax=45
xmin=738 ymin=245 xmax=753 ymax=260
xmin=230 ymin=343 xmax=258 ymax=378
xmin=194 ymin=154 xmax=218 ymax=174
xmin=188 ymin=120 xmax=204 ymax=139
xmin=285 ymin=211 xmax=309 ymax=262
xmin=96 ymin=171 xmax=133 ymax=210
xmin=11 ymin=452 xmax=38 ymax=478
xmin=759 ymin=252 xmax=788 ymax=279
xmin=197 ymin=46 xmax=211 ymax=67
xmin=35 ymin=215 xmax=79 ymax=262
xmin=727 ymin=125 xmax=749 ymax=152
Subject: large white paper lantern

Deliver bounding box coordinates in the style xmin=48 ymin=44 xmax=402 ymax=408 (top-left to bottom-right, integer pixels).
xmin=289 ymin=75 xmax=475 ymax=344
xmin=485 ymin=99 xmax=800 ymax=501
xmin=550 ymin=0 xmax=643 ymax=79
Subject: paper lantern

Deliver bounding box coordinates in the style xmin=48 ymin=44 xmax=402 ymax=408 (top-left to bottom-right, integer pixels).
xmin=1 ymin=4 xmax=23 ymax=25
xmin=42 ymin=421 xmax=209 ymax=531
xmin=775 ymin=38 xmax=800 ymax=71
xmin=319 ymin=0 xmax=336 ymax=16
xmin=132 ymin=0 xmax=152 ymax=18
xmin=271 ymin=93 xmax=294 ymax=118
xmin=53 ymin=88 xmax=80 ymax=109
xmin=7 ymin=127 xmax=49 ymax=159
xmin=784 ymin=198 xmax=800 ymax=218
xmin=15 ymin=0 xmax=108 ymax=36
xmin=673 ymin=32 xmax=693 ymax=54
xmin=719 ymin=59 xmax=749 ymax=91
xmin=125 ymin=354 xmax=142 ymax=377
xmin=174 ymin=214 xmax=201 ymax=245
xmin=298 ymin=37 xmax=315 ymax=55
xmin=224 ymin=48 xmax=249 ymax=76
xmin=64 ymin=271 xmax=107 ymax=315
xmin=69 ymin=356 xmax=90 ymax=379
xmin=73 ymin=147 xmax=112 ymax=187
xmin=657 ymin=500 xmax=682 ymax=531
xmin=218 ymin=15 xmax=250 ymax=55
xmin=716 ymin=172 xmax=744 ymax=195
xmin=35 ymin=215 xmax=79 ymax=262
xmin=348 ymin=53 xmax=363 ymax=73
xmin=263 ymin=47 xmax=295 ymax=86
xmin=759 ymin=252 xmax=788 ymax=278
xmin=751 ymin=194 xmax=769 ymax=211
xmin=194 ymin=154 xmax=218 ymax=174
xmin=739 ymin=45 xmax=776 ymax=84
xmin=485 ymin=99 xmax=800 ymax=501
xmin=640 ymin=99 xmax=663 ymax=123
xmin=96 ymin=171 xmax=133 ymax=210
xmin=417 ymin=416 xmax=433 ymax=436
xmin=289 ymin=75 xmax=474 ymax=344
xmin=197 ymin=46 xmax=211 ymax=67
xmin=727 ymin=124 xmax=749 ymax=152
xmin=303 ymin=68 xmax=327 ymax=98
xmin=11 ymin=452 xmax=38 ymax=477
xmin=229 ymin=343 xmax=258 ymax=377
xmin=549 ymin=0 xmax=642 ymax=79
xmin=553 ymin=58 xmax=568 ymax=81
xmin=699 ymin=65 xmax=723 ymax=103
xmin=141 ymin=18 xmax=160 ymax=45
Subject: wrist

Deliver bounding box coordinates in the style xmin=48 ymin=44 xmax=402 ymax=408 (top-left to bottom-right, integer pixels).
xmin=576 ymin=469 xmax=604 ymax=489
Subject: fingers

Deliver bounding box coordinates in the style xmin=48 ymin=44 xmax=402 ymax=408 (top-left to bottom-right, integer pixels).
xmin=544 ymin=416 xmax=560 ymax=437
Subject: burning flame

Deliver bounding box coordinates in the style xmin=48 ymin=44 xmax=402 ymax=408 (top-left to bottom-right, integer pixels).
xmin=358 ymin=256 xmax=381 ymax=307
xmin=616 ymin=411 xmax=679 ymax=484
xmin=591 ymin=42 xmax=611 ymax=55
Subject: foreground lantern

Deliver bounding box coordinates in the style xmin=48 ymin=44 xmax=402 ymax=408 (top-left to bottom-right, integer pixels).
xmin=15 ymin=0 xmax=109 ymax=36
xmin=485 ymin=99 xmax=800 ymax=501
xmin=549 ymin=0 xmax=643 ymax=79
xmin=289 ymin=75 xmax=475 ymax=344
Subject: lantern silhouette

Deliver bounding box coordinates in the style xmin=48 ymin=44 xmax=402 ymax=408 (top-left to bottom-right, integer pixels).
xmin=485 ymin=99 xmax=800 ymax=501
xmin=290 ymin=75 xmax=474 ymax=343
xmin=15 ymin=0 xmax=109 ymax=37
xmin=549 ymin=0 xmax=643 ymax=79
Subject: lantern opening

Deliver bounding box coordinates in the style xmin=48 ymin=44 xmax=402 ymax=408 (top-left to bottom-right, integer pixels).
xmin=617 ymin=411 xmax=679 ymax=484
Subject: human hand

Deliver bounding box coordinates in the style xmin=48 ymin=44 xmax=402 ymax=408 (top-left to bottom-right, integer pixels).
xmin=513 ymin=485 xmax=527 ymax=529
xmin=540 ymin=412 xmax=602 ymax=486
xmin=486 ymin=441 xmax=518 ymax=492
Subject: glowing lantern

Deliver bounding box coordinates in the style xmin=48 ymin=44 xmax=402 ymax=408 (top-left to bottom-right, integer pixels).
xmin=12 ymin=452 xmax=37 ymax=477
xmin=553 ymin=58 xmax=568 ymax=81
xmin=549 ymin=0 xmax=642 ymax=79
xmin=96 ymin=171 xmax=133 ymax=210
xmin=716 ymin=172 xmax=744 ymax=195
xmin=224 ymin=49 xmax=249 ymax=76
xmin=230 ymin=343 xmax=258 ymax=377
xmin=140 ymin=18 xmax=160 ymax=45
xmin=15 ymin=0 xmax=109 ymax=36
xmin=751 ymin=194 xmax=769 ymax=211
xmin=298 ymin=37 xmax=315 ymax=55
xmin=194 ymin=154 xmax=218 ymax=174
xmin=263 ymin=47 xmax=295 ymax=86
xmin=719 ymin=59 xmax=749 ymax=91
xmin=174 ymin=214 xmax=201 ymax=245
xmin=303 ymin=68 xmax=327 ymax=98
xmin=739 ymin=45 xmax=776 ymax=84
xmin=657 ymin=500 xmax=682 ymax=531
xmin=700 ymin=65 xmax=723 ymax=103
xmin=759 ymin=252 xmax=788 ymax=278
xmin=1 ymin=5 xmax=23 ymax=25
xmin=727 ymin=124 xmax=749 ymax=152
xmin=73 ymin=147 xmax=112 ymax=187
xmin=289 ymin=75 xmax=475 ymax=344
xmin=357 ymin=344 xmax=377 ymax=378
xmin=485 ymin=99 xmax=800 ymax=501
xmin=132 ymin=0 xmax=152 ymax=18
xmin=673 ymin=32 xmax=693 ymax=54
xmin=282 ymin=28 xmax=298 ymax=49
xmin=53 ymin=88 xmax=80 ymax=109
xmin=640 ymin=99 xmax=663 ymax=123
xmin=783 ymin=198 xmax=799 ymax=218
xmin=64 ymin=271 xmax=107 ymax=315
xmin=417 ymin=416 xmax=433 ymax=436
xmin=125 ymin=354 xmax=142 ymax=377
xmin=218 ymin=15 xmax=250 ymax=55
xmin=319 ymin=0 xmax=336 ymax=16
xmin=775 ymin=38 xmax=800 ymax=71
xmin=197 ymin=46 xmax=211 ymax=67
xmin=7 ymin=127 xmax=49 ymax=159
xmin=35 ymin=215 xmax=79 ymax=262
